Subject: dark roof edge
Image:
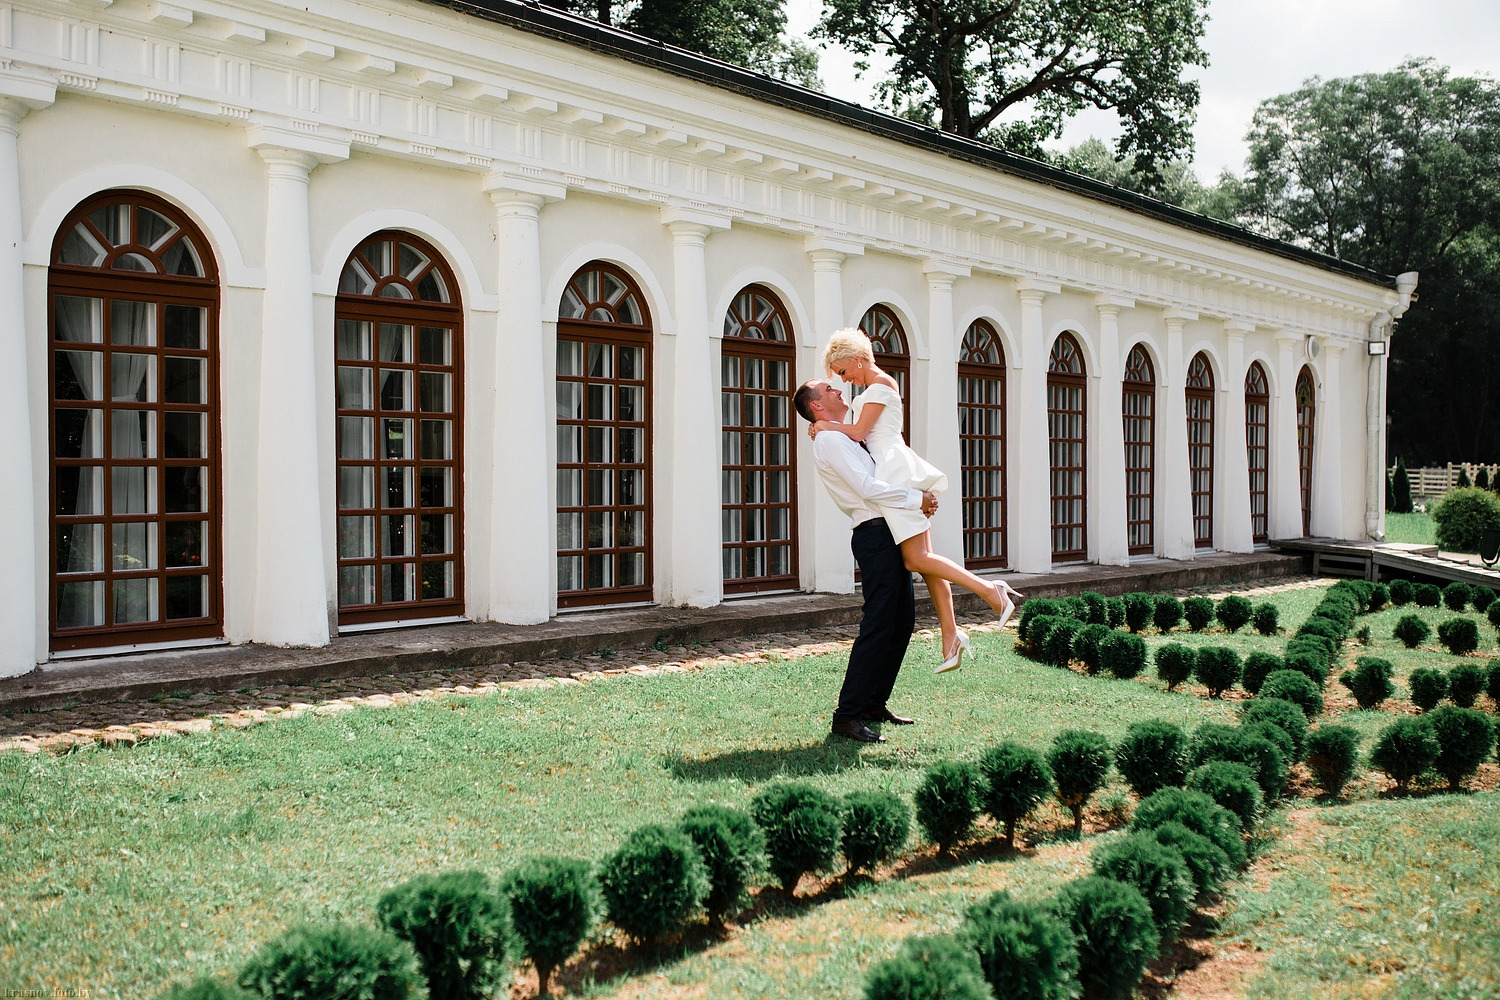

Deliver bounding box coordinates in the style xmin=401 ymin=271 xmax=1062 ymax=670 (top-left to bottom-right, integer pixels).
xmin=422 ymin=0 xmax=1396 ymax=291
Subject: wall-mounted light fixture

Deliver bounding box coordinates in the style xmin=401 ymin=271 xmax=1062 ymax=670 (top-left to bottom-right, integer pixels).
xmin=1367 ymin=341 xmax=1387 ymax=356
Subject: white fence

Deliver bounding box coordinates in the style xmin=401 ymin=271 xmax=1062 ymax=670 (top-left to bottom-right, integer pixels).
xmin=1391 ymin=463 xmax=1500 ymax=498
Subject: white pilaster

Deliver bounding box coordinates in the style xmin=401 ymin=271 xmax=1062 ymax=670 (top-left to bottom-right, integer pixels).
xmin=1271 ymin=331 xmax=1305 ymax=538
xmin=1013 ymin=278 xmax=1059 ymax=574
xmin=664 ymin=206 xmax=730 ymax=607
xmin=248 ymin=126 xmax=347 ymax=645
xmin=1313 ymin=343 xmax=1345 ymax=538
xmin=0 ymin=72 xmax=55 ymax=675
xmin=805 ymin=237 xmax=862 ymax=592
xmin=1158 ymin=309 xmax=1196 ymax=558
xmin=1093 ymin=295 xmax=1132 ymax=566
xmin=921 ymin=259 xmax=968 ymax=564
xmin=484 ymin=173 xmax=565 ymax=623
xmin=1219 ymin=322 xmax=1255 ymax=552
xmin=1365 ymin=319 xmax=1390 ymax=540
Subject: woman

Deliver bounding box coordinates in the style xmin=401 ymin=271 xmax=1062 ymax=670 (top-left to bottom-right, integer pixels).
xmin=810 ymin=329 xmax=1021 ymax=672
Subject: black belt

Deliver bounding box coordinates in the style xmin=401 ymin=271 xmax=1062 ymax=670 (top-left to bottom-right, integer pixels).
xmin=853 ymin=518 xmax=888 ymax=534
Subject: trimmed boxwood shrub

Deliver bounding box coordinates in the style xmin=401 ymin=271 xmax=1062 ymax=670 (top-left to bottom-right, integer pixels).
xmin=978 ymin=742 xmax=1053 ymax=849
xmin=1488 ymin=661 xmax=1500 ymax=708
xmin=678 ymin=805 xmax=765 ymax=925
xmin=1252 ymin=602 xmax=1280 ymax=636
xmin=841 ymin=791 xmax=911 ymax=873
xmin=1393 ymin=614 xmax=1432 ymax=649
xmin=1130 ymin=787 xmax=1246 ymax=870
xmin=1368 ymin=583 xmax=1390 ymax=612
xmin=751 ymin=783 xmax=843 ymax=894
xmin=1305 ymin=725 xmax=1361 ymax=798
xmin=599 ymin=825 xmax=709 ymax=942
xmin=1018 ymin=598 xmax=1070 ymax=643
xmin=1048 ymin=729 xmax=1111 ymax=835
xmin=1241 ymin=697 xmax=1309 ymax=762
xmin=1442 ymin=581 xmax=1471 ymax=611
xmin=1123 ymin=592 xmax=1155 ymax=633
xmin=1296 ymin=615 xmax=1345 ymax=646
xmin=1449 ymin=663 xmax=1487 ymax=707
xmin=1114 ymin=720 xmax=1189 ymax=799
xmin=376 ymin=871 xmax=511 ymax=1000
xmin=1081 ymin=591 xmax=1110 ymax=625
xmin=1260 ymin=670 xmax=1324 ymax=719
xmin=1105 ymin=596 xmax=1127 ymax=628
xmin=1428 ymin=705 xmax=1496 ymax=790
xmin=914 ymin=760 xmax=982 ymax=855
xmin=1042 ymin=617 xmax=1080 ymax=667
xmin=1432 ymin=485 xmax=1500 ymax=552
xmin=1091 ymin=833 xmax=1195 ymax=939
xmin=1437 ymin=617 xmax=1480 ymax=656
xmin=1240 ymin=651 xmax=1283 ymax=696
xmin=1053 ymin=876 xmax=1160 ymax=1000
xmin=1340 ymin=656 xmax=1396 ymax=710
xmin=1369 ymin=716 xmax=1440 ymax=792
xmin=1242 ymin=721 xmax=1296 ymax=776
xmin=1072 ymin=623 xmax=1111 ymax=675
xmin=500 ymin=857 xmax=597 ymax=997
xmin=1283 ymin=649 xmax=1331 ymax=691
xmin=237 ymin=924 xmax=423 ymax=1000
xmin=1488 ymin=600 xmax=1500 ymax=631
xmin=1188 ymin=761 xmax=1263 ymax=831
xmin=1100 ymin=632 xmax=1148 ymax=680
xmin=961 ymin=891 xmax=1079 ymax=1000
xmin=1154 ymin=643 xmax=1196 ymax=691
xmin=1389 ymin=578 xmax=1414 ymax=605
xmin=1414 ymin=583 xmax=1442 ymax=607
xmin=1151 ymin=821 xmax=1232 ymax=899
xmin=1408 ymin=667 xmax=1448 ymax=712
xmin=863 ymin=934 xmax=991 ymax=1000
xmin=1183 ymin=596 xmax=1215 ymax=632
xmin=1194 ymin=646 xmax=1242 ymax=698
xmin=1216 ymin=595 xmax=1253 ymax=632
xmin=1190 ymin=724 xmax=1287 ymax=802
xmin=1153 ymin=596 xmax=1184 ymax=633
xmin=158 ymin=979 xmax=253 ymax=1000
xmin=1471 ymin=586 xmax=1497 ymax=613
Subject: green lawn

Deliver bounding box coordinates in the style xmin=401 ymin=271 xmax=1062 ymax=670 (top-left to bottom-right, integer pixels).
xmin=1384 ymin=512 xmax=1437 ymax=547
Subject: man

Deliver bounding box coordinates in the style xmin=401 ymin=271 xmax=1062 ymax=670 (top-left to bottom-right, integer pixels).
xmin=793 ymin=378 xmax=938 ymax=743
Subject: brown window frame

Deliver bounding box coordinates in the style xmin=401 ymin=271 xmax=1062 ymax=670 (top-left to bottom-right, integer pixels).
xmin=48 ymin=189 xmax=223 ymax=652
xmin=858 ymin=304 xmax=911 ymax=442
xmin=333 ymin=231 xmax=465 ymax=627
xmin=958 ymin=320 xmax=1007 ymax=569
xmin=1122 ymin=344 xmax=1155 ymax=556
xmin=1296 ymin=366 xmax=1316 ymax=537
xmin=1186 ymin=352 xmax=1215 ymax=549
xmin=721 ymin=284 xmax=799 ymax=595
xmin=1245 ymin=362 xmax=1270 ymax=543
xmin=556 ymin=262 xmax=654 ymax=609
xmin=1048 ymin=332 xmax=1088 ymax=562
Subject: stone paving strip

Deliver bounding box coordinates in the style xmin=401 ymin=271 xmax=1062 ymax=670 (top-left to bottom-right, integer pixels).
xmin=0 ymin=576 xmax=1336 ymax=755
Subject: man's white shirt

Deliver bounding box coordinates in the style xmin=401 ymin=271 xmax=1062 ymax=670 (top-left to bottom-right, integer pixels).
xmin=811 ymin=431 xmax=922 ymax=528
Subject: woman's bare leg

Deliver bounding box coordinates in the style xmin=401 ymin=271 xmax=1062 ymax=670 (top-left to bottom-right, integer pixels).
xmin=899 ymin=530 xmax=1011 ymax=617
xmin=923 ymin=573 xmax=957 ymax=656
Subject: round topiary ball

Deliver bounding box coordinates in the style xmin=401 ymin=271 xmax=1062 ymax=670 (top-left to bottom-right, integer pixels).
xmin=1431 ymin=486 xmax=1500 ymax=552
xmin=1470 ymin=586 xmax=1497 ymax=613
xmin=1442 ymin=582 xmax=1471 ymax=611
xmin=1437 ymin=617 xmax=1480 ymax=656
xmin=1448 ymin=663 xmax=1487 ymax=707
xmin=1488 ymin=601 xmax=1500 ymax=631
xmin=1408 ymin=667 xmax=1448 ymax=712
xmin=1190 ymin=723 xmax=1287 ymax=802
xmin=1081 ymin=591 xmax=1110 ymax=625
xmin=1182 ymin=596 xmax=1215 ymax=632
xmin=1369 ymin=716 xmax=1440 ymax=792
xmin=862 ymin=934 xmax=992 ymax=1000
xmin=157 ymin=978 xmax=253 ymax=1000
xmin=1072 ymin=623 xmax=1112 ymax=675
xmin=1154 ymin=643 xmax=1197 ymax=691
xmin=841 ymin=791 xmax=912 ymax=874
xmin=1296 ymin=615 xmax=1346 ymax=646
xmin=1240 ymin=697 xmax=1309 ymax=762
xmin=1389 ymin=578 xmax=1414 ymax=605
xmin=1240 ymin=651 xmax=1284 ymax=696
xmin=1187 ymin=760 xmax=1263 ymax=831
xmin=1414 ymin=583 xmax=1443 ymax=608
xmin=1123 ymin=593 xmax=1155 ymax=633
xmin=1099 ymin=632 xmax=1148 ymax=680
xmin=1242 ymin=720 xmax=1296 ymax=774
xmin=1052 ymin=876 xmax=1161 ymax=999
xmin=1367 ymin=584 xmax=1390 ymax=613
xmin=1340 ymin=656 xmax=1396 ymax=710
xmin=1216 ymin=595 xmax=1253 ymax=632
xmin=376 ymin=870 xmax=512 ymax=1000
xmin=1488 ymin=662 xmax=1500 ymax=708
xmin=1113 ymin=720 xmax=1189 ymax=799
xmin=1043 ymin=617 xmax=1081 ymax=668
xmin=914 ymin=760 xmax=983 ymax=855
xmin=598 ymin=824 xmax=709 ymax=942
xmin=1428 ymin=705 xmax=1496 ymax=791
xmin=1090 ymin=832 xmax=1195 ymax=940
xmin=1259 ymin=670 xmax=1324 ymax=719
xmin=1130 ymin=787 xmax=1246 ymax=869
xmin=961 ymin=890 xmax=1079 ymax=1000
xmin=1048 ymin=729 xmax=1112 ymax=835
xmin=1105 ymin=597 xmax=1127 ymax=629
xmin=1252 ymin=602 xmax=1281 ymax=636
xmin=237 ymin=924 xmax=424 ymax=1000
xmin=1153 ymin=596 xmax=1184 ymax=633
xmin=1304 ymin=725 xmax=1361 ymax=798
xmin=500 ymin=857 xmax=598 ymax=997
xmin=750 ymin=783 xmax=844 ymax=895
xmin=1018 ymin=599 xmax=1067 ymax=643
xmin=1194 ymin=646 xmax=1243 ymax=698
xmin=1150 ymin=821 xmax=1232 ymax=899
xmin=1393 ymin=613 xmax=1433 ymax=649
xmin=978 ymin=742 xmax=1054 ymax=849
xmin=678 ymin=804 xmax=765 ymax=925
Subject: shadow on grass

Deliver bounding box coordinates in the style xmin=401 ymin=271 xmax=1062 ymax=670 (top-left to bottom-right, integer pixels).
xmin=665 ymin=735 xmax=895 ymax=782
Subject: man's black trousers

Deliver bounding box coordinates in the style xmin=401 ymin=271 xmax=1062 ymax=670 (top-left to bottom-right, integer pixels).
xmin=835 ymin=518 xmax=914 ymax=723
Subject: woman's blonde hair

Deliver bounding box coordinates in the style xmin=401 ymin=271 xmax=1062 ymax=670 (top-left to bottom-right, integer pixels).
xmin=822 ymin=328 xmax=875 ymax=375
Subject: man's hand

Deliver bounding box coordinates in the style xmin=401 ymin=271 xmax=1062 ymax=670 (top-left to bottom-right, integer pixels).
xmin=920 ymin=491 xmax=938 ymax=517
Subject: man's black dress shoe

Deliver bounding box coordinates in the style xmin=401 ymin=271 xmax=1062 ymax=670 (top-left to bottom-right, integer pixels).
xmin=832 ymin=720 xmax=886 ymax=743
xmin=863 ymin=707 xmax=915 ymax=725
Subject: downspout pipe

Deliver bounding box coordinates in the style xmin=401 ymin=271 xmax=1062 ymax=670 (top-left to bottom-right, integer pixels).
xmin=1366 ymin=271 xmax=1419 ymax=540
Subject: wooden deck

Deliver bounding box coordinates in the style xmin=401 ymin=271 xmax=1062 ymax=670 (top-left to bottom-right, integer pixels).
xmin=1272 ymin=537 xmax=1500 ymax=588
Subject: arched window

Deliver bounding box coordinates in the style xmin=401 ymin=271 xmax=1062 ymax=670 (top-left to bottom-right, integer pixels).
xmin=1048 ymin=333 xmax=1087 ymax=561
xmin=1122 ymin=345 xmax=1155 ymax=556
xmin=334 ymin=232 xmax=463 ymax=626
xmin=721 ymin=285 xmax=797 ymax=594
xmin=1296 ymin=366 xmax=1316 ymax=536
xmin=556 ymin=263 xmax=652 ymax=607
xmin=1245 ymin=363 xmax=1270 ymax=543
xmin=958 ymin=320 xmax=1006 ymax=568
xmin=1186 ymin=352 xmax=1215 ymax=549
xmin=49 ymin=190 xmax=221 ymax=651
xmin=857 ymin=305 xmax=910 ymax=441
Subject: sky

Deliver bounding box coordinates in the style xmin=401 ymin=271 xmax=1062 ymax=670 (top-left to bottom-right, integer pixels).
xmin=783 ymin=0 xmax=1500 ymax=180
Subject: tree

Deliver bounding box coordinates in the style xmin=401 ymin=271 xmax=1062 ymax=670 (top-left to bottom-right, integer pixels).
xmin=1053 ymin=138 xmax=1240 ymax=218
xmin=814 ymin=0 xmax=1210 ymax=185
xmin=1391 ymin=456 xmax=1413 ymax=513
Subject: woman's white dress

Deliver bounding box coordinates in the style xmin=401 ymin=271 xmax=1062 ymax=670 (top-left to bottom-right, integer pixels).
xmin=851 ymin=382 xmax=948 ymax=544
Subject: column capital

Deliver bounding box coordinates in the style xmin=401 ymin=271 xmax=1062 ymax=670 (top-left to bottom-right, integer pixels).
xmin=1016 ymin=275 xmax=1061 ymax=299
xmin=1273 ymin=329 xmax=1302 ymax=348
xmin=804 ymin=234 xmax=864 ymax=261
xmin=1163 ymin=307 xmax=1198 ymax=326
xmin=1095 ymin=292 xmax=1134 ymax=315
xmin=661 ymin=203 xmax=732 ymax=233
xmin=1321 ymin=341 xmax=1345 ymax=358
xmin=922 ymin=257 xmax=970 ymax=283
xmin=483 ymin=168 xmax=566 ymax=207
xmin=247 ymin=124 xmax=349 ymax=167
xmin=0 ymin=64 xmax=58 ymax=125
xmin=1222 ymin=318 xmax=1256 ymax=335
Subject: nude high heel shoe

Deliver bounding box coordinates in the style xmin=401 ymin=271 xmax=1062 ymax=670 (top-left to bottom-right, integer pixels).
xmin=936 ymin=628 xmax=971 ymax=674
xmin=993 ymin=581 xmax=1023 ymax=631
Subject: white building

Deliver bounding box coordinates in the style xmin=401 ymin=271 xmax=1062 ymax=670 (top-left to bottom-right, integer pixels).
xmin=0 ymin=0 xmax=1416 ymax=673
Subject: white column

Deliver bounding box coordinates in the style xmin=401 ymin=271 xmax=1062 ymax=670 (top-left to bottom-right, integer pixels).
xmin=1012 ymin=278 xmax=1059 ymax=574
xmin=484 ymin=175 xmax=565 ymax=623
xmin=664 ymin=206 xmax=730 ymax=607
xmin=1313 ymin=343 xmax=1345 ymax=538
xmin=921 ymin=260 xmax=968 ymax=564
xmin=1093 ymin=296 xmax=1132 ymax=566
xmin=1271 ymin=331 xmax=1304 ymax=538
xmin=805 ymin=237 xmax=863 ymax=592
xmin=248 ymin=127 xmax=347 ymax=645
xmin=0 ymin=74 xmax=54 ymax=676
xmin=1158 ymin=309 xmax=1197 ymax=558
xmin=1219 ymin=322 xmax=1255 ymax=552
xmin=1365 ymin=318 xmax=1391 ymax=540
